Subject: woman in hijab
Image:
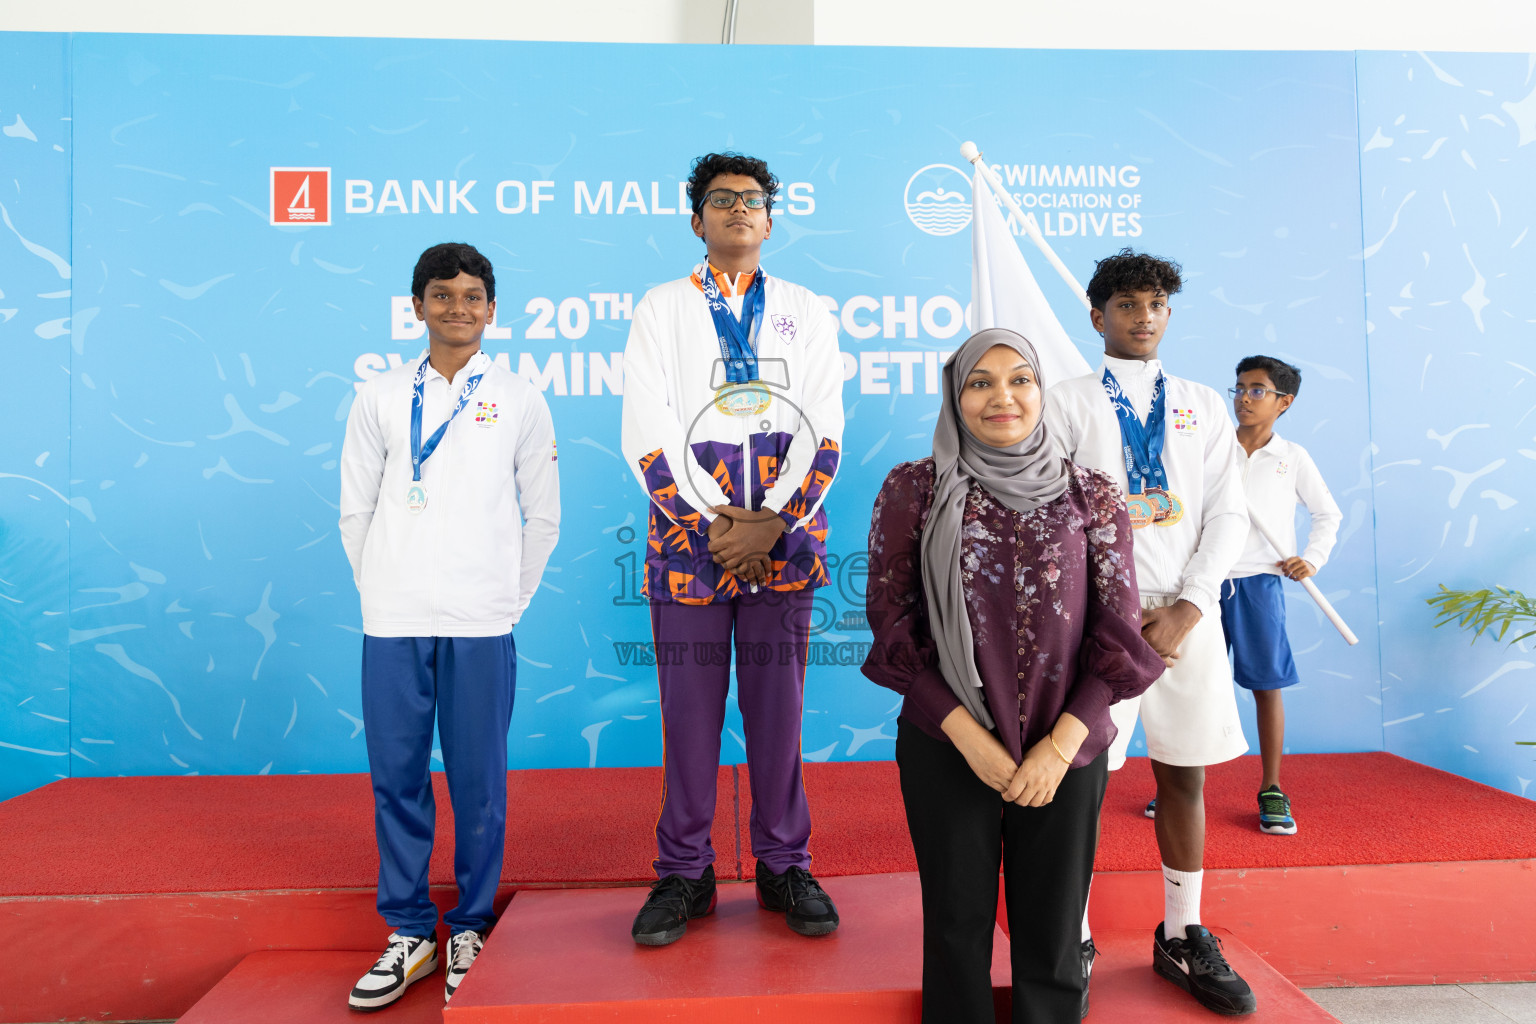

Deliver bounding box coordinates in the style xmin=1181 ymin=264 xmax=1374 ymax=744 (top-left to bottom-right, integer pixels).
xmin=863 ymin=329 xmax=1163 ymax=1023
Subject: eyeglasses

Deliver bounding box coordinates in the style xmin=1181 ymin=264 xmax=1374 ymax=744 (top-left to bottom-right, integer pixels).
xmin=1228 ymin=386 xmax=1291 ymax=401
xmin=702 ymin=188 xmax=770 ymax=210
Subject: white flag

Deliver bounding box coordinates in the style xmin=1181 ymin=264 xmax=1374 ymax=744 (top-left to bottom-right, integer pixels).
xmin=970 ymin=169 xmax=1092 ymax=387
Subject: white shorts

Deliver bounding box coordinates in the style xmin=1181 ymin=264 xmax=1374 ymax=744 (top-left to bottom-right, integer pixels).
xmin=1107 ymin=594 xmax=1249 ymax=770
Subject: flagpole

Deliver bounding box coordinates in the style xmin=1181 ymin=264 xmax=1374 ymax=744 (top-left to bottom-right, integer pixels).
xmin=961 ymin=138 xmax=1359 ymax=647
xmin=961 ymin=141 xmax=1092 ymax=312
xmin=1246 ymin=515 xmax=1360 ymax=646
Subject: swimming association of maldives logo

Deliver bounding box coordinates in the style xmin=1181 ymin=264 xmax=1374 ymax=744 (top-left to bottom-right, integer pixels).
xmin=269 ymin=167 xmax=331 ymax=226
xmin=904 ymin=163 xmax=972 ymax=237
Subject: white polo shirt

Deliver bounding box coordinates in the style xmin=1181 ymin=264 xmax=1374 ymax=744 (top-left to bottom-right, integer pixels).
xmin=1228 ymin=431 xmax=1341 ymax=579
xmin=339 ymin=349 xmax=561 ymax=637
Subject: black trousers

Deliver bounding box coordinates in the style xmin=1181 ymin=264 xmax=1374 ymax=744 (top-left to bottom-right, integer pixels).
xmin=897 ymin=718 xmax=1109 ymax=1024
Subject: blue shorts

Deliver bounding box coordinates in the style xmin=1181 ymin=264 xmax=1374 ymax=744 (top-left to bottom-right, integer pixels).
xmin=1219 ymin=574 xmax=1300 ymax=691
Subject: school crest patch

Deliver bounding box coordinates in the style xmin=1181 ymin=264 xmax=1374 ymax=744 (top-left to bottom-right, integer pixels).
xmin=1170 ymin=408 xmax=1198 ymax=435
xmin=474 ymin=401 xmax=498 ymax=426
xmin=772 ymin=314 xmax=798 ymax=343
xmin=1276 ymin=461 xmax=1289 ymax=476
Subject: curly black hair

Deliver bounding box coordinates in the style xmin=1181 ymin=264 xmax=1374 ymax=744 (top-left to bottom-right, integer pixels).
xmin=686 ymin=152 xmax=779 ymax=217
xmin=411 ymin=242 xmax=495 ymax=303
xmin=1085 ymin=248 xmax=1183 ymax=311
xmin=1236 ymin=355 xmax=1301 ymax=398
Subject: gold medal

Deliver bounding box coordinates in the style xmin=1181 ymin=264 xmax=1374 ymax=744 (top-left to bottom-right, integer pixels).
xmin=1145 ymin=487 xmax=1173 ymax=522
xmin=1126 ymin=494 xmax=1156 ymax=530
xmin=1155 ymin=491 xmax=1185 ymax=527
xmin=713 ymin=381 xmax=772 ymax=417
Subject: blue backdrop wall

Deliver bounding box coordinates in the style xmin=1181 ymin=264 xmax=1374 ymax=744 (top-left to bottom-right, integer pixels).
xmin=0 ymin=34 xmax=1530 ymax=802
xmin=1357 ymin=51 xmax=1536 ymax=797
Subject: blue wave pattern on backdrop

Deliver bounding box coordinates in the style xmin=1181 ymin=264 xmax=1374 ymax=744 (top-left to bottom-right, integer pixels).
xmin=4 ymin=32 xmax=1509 ymax=800
xmin=1357 ymin=52 xmax=1536 ymax=798
xmin=0 ymin=33 xmax=73 ymax=800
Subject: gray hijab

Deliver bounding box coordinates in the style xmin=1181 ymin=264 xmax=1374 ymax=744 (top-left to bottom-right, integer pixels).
xmin=918 ymin=328 xmax=1072 ymax=729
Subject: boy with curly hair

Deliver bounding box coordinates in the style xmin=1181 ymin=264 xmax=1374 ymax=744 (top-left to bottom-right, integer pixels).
xmin=620 ymin=152 xmax=845 ymax=946
xmin=1044 ymin=248 xmax=1257 ymax=1015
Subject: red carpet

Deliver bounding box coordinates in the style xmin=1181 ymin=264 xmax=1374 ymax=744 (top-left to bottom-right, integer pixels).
xmin=1095 ymin=752 xmax=1536 ymax=870
xmin=0 ymin=766 xmax=736 ymax=896
xmin=6 ymin=753 xmax=1536 ymax=1022
xmin=3 ymin=754 xmax=1534 ymax=899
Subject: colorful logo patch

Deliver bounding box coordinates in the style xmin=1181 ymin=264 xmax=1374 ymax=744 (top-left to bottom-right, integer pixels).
xmin=1170 ymin=408 xmax=1198 ymax=434
xmin=1276 ymin=461 xmax=1289 ymax=476
xmin=474 ymin=401 xmax=498 ymax=426
xmin=551 ymin=439 xmax=559 ymax=462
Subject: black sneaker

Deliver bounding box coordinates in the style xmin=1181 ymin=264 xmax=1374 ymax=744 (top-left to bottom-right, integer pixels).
xmin=1080 ymin=937 xmax=1098 ymax=1020
xmin=348 ymin=931 xmax=438 ymax=1011
xmin=755 ymin=863 xmax=839 ymax=937
xmin=631 ymin=865 xmax=717 ymax=946
xmin=1152 ymin=923 xmax=1257 ymax=1015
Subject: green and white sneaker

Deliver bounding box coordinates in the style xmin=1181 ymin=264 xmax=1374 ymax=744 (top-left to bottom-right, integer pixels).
xmin=1257 ymin=786 xmax=1297 ymax=835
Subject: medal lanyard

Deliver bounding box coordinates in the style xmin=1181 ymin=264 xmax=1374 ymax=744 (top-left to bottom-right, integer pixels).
xmin=410 ymin=357 xmax=484 ymax=482
xmin=1101 ymin=368 xmax=1168 ymax=495
xmin=699 ymin=264 xmax=766 ymax=384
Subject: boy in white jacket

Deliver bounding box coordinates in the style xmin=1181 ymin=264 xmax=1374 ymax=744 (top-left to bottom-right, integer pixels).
xmin=1223 ymin=355 xmax=1341 ymax=836
xmin=1045 ymin=249 xmax=1256 ymax=1016
xmin=338 ymin=242 xmax=560 ymax=1009
xmin=621 ymin=152 xmax=845 ymax=947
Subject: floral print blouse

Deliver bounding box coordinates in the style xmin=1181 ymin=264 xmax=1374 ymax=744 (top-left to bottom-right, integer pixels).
xmin=861 ymin=457 xmax=1164 ymax=766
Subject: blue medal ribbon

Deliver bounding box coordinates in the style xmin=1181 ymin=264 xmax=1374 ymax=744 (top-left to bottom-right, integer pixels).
xmin=410 ymin=356 xmax=485 ymax=482
xmin=699 ymin=264 xmax=766 ymax=384
xmin=1101 ymin=367 xmax=1168 ymax=495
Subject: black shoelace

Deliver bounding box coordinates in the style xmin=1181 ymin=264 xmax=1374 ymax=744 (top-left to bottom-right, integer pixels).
xmin=644 ymin=874 xmax=697 ymax=916
xmin=1185 ymin=932 xmax=1234 ymax=975
xmin=783 ymin=866 xmax=827 ymax=908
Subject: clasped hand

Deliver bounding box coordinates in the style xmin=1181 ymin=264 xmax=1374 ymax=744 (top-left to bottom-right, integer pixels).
xmin=707 ymin=505 xmax=786 ymax=587
xmin=943 ymin=708 xmax=1070 ymax=808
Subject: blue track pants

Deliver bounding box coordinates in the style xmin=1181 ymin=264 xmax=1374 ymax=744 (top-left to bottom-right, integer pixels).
xmin=360 ymin=633 xmax=515 ymax=936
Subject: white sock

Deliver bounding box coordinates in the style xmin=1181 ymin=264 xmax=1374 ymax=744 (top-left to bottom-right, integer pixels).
xmin=1162 ymin=865 xmax=1203 ymax=938
xmin=1081 ymin=891 xmax=1093 ymax=943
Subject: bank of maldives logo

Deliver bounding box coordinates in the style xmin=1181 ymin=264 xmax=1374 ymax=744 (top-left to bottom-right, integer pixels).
xmin=904 ymin=163 xmax=972 ymax=237
xmin=270 ymin=167 xmax=331 ymax=226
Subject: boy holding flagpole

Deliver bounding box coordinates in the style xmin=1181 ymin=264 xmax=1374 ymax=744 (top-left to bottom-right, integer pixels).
xmin=1221 ymin=355 xmax=1342 ymax=835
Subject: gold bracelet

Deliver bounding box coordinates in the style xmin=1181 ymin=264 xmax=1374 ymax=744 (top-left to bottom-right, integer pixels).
xmin=1049 ymin=734 xmax=1073 ymax=765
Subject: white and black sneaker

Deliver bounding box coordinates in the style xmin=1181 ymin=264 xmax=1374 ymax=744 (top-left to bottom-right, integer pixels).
xmin=444 ymin=929 xmax=485 ymax=1002
xmin=348 ymin=931 xmax=438 ymax=1012
xmin=1152 ymin=923 xmax=1257 ymax=1015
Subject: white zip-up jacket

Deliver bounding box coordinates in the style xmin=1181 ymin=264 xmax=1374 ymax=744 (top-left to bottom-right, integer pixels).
xmin=1229 ymin=431 xmax=1341 ymax=579
xmin=621 ymin=264 xmax=844 ymax=604
xmin=339 ymin=349 xmax=560 ymax=637
xmin=1045 ymin=358 xmax=1247 ymax=615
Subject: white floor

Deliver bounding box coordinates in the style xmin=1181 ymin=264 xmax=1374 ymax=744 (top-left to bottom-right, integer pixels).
xmin=1306 ymin=983 xmax=1536 ymax=1024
